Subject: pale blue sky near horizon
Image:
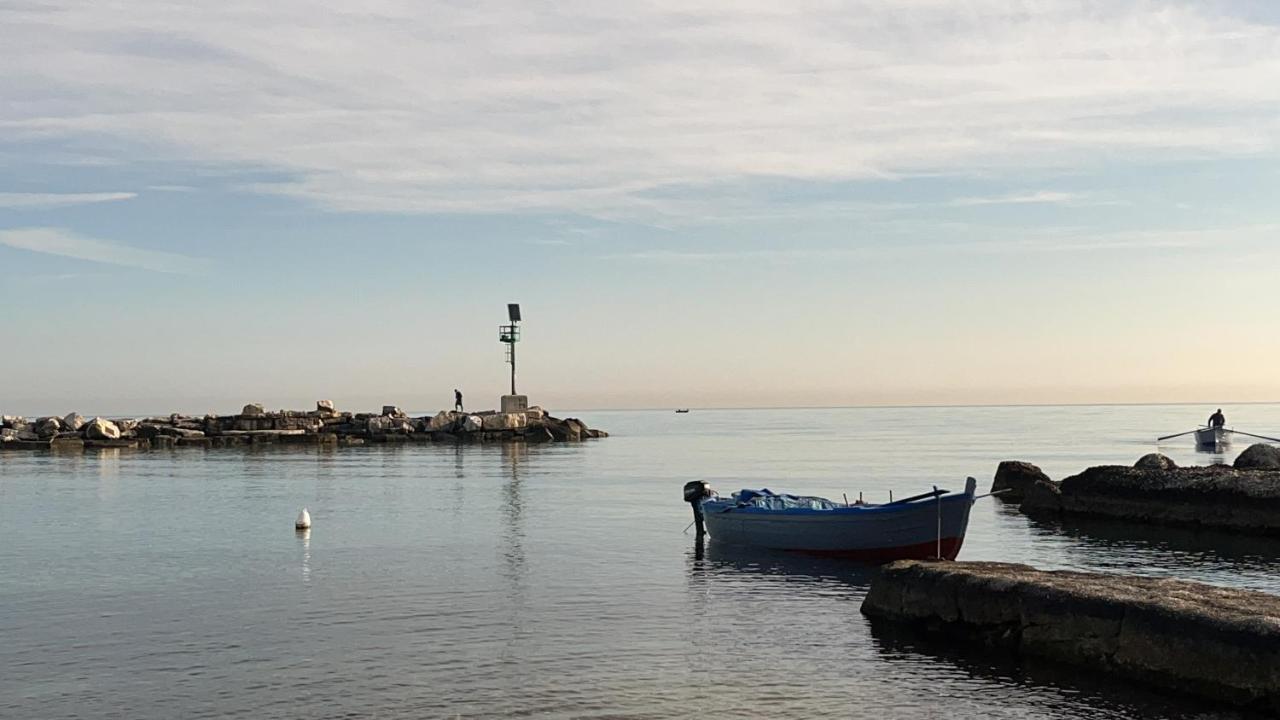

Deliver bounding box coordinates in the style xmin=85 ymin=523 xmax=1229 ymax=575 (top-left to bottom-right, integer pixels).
xmin=3 ymin=0 xmax=1280 ymax=415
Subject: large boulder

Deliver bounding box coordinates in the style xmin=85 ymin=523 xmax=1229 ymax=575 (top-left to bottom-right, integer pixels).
xmin=1235 ymin=443 xmax=1280 ymax=470
xmin=428 ymin=410 xmax=464 ymax=431
xmin=36 ymin=417 xmax=63 ymax=438
xmin=61 ymin=413 xmax=85 ymax=431
xmin=241 ymin=403 xmax=266 ymax=416
xmin=462 ymin=415 xmax=483 ymax=432
xmin=991 ymin=461 xmax=1051 ymax=502
xmin=482 ymin=412 xmax=527 ymax=431
xmin=382 ymin=405 xmax=404 ymax=417
xmin=85 ymin=417 xmax=121 ymax=440
xmin=1 ymin=415 xmax=25 ymax=428
xmin=1021 ymin=478 xmax=1064 ymax=513
xmin=316 ymin=399 xmax=335 ymax=413
xmin=367 ymin=416 xmax=392 ymax=433
xmin=0 ymin=428 xmax=15 ymax=441
xmin=1134 ymin=453 xmax=1178 ymax=471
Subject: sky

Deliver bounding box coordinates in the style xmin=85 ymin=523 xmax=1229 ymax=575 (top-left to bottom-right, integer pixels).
xmin=3 ymin=0 xmax=1280 ymax=415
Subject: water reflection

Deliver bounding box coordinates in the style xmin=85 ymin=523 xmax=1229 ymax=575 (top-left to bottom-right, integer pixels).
xmin=1025 ymin=514 xmax=1280 ymax=592
xmin=500 ymin=442 xmax=527 ymax=581
xmin=688 ymin=539 xmax=875 ymax=590
xmin=296 ymin=527 xmax=311 ymax=583
xmin=866 ymin=618 xmax=1257 ymax=720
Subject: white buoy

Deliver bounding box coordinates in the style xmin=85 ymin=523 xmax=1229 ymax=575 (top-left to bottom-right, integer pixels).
xmin=295 ymin=507 xmax=312 ymax=530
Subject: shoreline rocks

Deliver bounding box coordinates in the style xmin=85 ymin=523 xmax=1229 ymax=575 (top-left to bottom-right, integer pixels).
xmin=861 ymin=560 xmax=1280 ymax=712
xmin=0 ymin=402 xmax=608 ymax=453
xmin=996 ymin=445 xmax=1280 ymax=535
xmin=990 ymin=461 xmax=1051 ymax=502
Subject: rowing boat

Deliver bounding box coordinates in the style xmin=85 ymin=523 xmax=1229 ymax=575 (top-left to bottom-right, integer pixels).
xmin=1195 ymin=426 xmax=1231 ymax=447
xmin=695 ymin=478 xmax=977 ymax=563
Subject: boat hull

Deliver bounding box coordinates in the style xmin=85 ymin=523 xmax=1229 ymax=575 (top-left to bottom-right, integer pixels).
xmin=1195 ymin=427 xmax=1230 ymax=447
xmin=701 ymin=478 xmax=976 ymax=563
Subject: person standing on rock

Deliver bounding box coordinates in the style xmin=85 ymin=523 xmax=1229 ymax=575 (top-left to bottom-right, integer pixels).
xmin=1208 ymin=409 xmax=1226 ymax=428
xmin=454 ymin=389 xmax=464 ymax=412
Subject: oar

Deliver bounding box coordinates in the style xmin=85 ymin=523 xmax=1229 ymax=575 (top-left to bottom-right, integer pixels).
xmin=1156 ymin=428 xmax=1200 ymax=441
xmin=1228 ymin=429 xmax=1280 ymax=444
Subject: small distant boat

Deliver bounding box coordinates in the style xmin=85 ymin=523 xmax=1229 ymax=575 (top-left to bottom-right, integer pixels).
xmin=1159 ymin=424 xmax=1280 ymax=449
xmin=675 ymin=409 xmax=690 ymax=413
xmin=1195 ymin=426 xmax=1231 ymax=448
xmin=694 ymin=478 xmax=977 ymax=563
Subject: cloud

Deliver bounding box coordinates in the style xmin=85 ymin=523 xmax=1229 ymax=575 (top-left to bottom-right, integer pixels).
xmin=0 ymin=192 xmax=136 ymax=209
xmin=3 ymin=2 xmax=1280 ymax=219
xmin=0 ymin=227 xmax=207 ymax=273
xmin=947 ymin=191 xmax=1082 ymax=207
xmin=610 ymin=223 xmax=1280 ymax=262
xmin=146 ymin=185 xmax=198 ymax=193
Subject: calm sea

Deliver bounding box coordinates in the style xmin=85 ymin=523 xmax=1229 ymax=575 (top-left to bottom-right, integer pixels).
xmin=4 ymin=404 xmax=1280 ymax=719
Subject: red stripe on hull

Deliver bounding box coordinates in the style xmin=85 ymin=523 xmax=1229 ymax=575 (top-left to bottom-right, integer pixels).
xmin=784 ymin=535 xmax=965 ymax=563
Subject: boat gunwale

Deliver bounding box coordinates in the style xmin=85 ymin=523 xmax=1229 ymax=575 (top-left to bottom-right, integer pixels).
xmin=700 ymin=486 xmax=975 ymax=517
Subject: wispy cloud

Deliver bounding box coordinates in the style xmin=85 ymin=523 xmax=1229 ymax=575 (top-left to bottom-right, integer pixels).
xmin=3 ymin=2 xmax=1280 ymax=219
xmin=947 ymin=191 xmax=1082 ymax=207
xmin=146 ymin=185 xmax=198 ymax=193
xmin=610 ymin=223 xmax=1280 ymax=262
xmin=0 ymin=227 xmax=207 ymax=274
xmin=0 ymin=192 xmax=136 ymax=209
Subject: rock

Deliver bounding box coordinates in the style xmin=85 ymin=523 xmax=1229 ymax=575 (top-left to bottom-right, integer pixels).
xmin=241 ymin=403 xmax=265 ymax=416
xmin=1021 ymin=464 xmax=1280 ymax=534
xmin=1 ymin=415 xmax=25 ymax=428
xmin=16 ymin=430 xmax=39 ymax=442
xmin=367 ymin=416 xmax=392 ymax=433
xmin=462 ymin=415 xmax=483 ymax=432
xmin=1020 ymin=478 xmax=1064 ymax=513
xmin=541 ymin=417 xmax=575 ymax=441
xmin=991 ymin=461 xmax=1051 ymax=502
xmin=525 ymin=425 xmax=555 ymax=443
xmin=36 ymin=417 xmax=63 ymax=438
xmin=482 ymin=412 xmax=527 ymax=431
xmin=50 ymin=436 xmax=85 ymax=452
xmin=158 ymin=427 xmax=205 ymax=438
xmin=317 ymin=399 xmax=335 ymax=413
xmin=135 ymin=423 xmax=165 ymax=439
xmin=428 ymin=410 xmax=463 ymax=431
xmin=61 ymin=413 xmax=85 ymax=431
xmin=1234 ymin=443 xmax=1280 ymax=470
xmin=382 ymin=405 xmax=404 ymax=417
xmin=84 ymin=417 xmax=121 ymax=441
xmin=0 ymin=428 xmax=15 ymax=441
xmin=861 ymin=560 xmax=1280 ymax=712
xmin=1134 ymin=453 xmax=1177 ymax=471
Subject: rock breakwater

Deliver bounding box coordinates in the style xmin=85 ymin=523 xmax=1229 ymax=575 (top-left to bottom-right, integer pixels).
xmin=993 ymin=447 xmax=1280 ymax=535
xmin=862 ymin=560 xmax=1280 ymax=712
xmin=0 ymin=401 xmax=607 ymax=452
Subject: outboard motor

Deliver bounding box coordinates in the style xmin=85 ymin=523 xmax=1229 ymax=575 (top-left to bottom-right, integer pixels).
xmin=683 ymin=480 xmax=712 ymax=536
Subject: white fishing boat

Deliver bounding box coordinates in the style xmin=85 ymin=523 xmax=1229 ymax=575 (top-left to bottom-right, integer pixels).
xmin=685 ymin=478 xmax=977 ymax=563
xmin=1195 ymin=426 xmax=1231 ymax=447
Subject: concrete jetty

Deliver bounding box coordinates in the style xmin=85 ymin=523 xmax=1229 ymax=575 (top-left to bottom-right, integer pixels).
xmin=993 ymin=449 xmax=1280 ymax=535
xmin=0 ymin=401 xmax=607 ymax=452
xmin=861 ymin=560 xmax=1280 ymax=712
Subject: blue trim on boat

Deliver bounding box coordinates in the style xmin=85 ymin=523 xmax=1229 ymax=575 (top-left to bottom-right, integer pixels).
xmin=702 ymin=489 xmax=973 ymax=516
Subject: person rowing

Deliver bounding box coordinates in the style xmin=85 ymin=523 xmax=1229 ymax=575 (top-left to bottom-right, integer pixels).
xmin=1208 ymin=409 xmax=1226 ymax=428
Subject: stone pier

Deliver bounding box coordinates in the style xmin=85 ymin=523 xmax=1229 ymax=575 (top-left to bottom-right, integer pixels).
xmin=861 ymin=560 xmax=1280 ymax=712
xmin=0 ymin=402 xmax=608 ymax=452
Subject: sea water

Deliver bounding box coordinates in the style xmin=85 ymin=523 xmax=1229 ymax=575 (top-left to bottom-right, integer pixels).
xmin=3 ymin=404 xmax=1279 ymax=719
